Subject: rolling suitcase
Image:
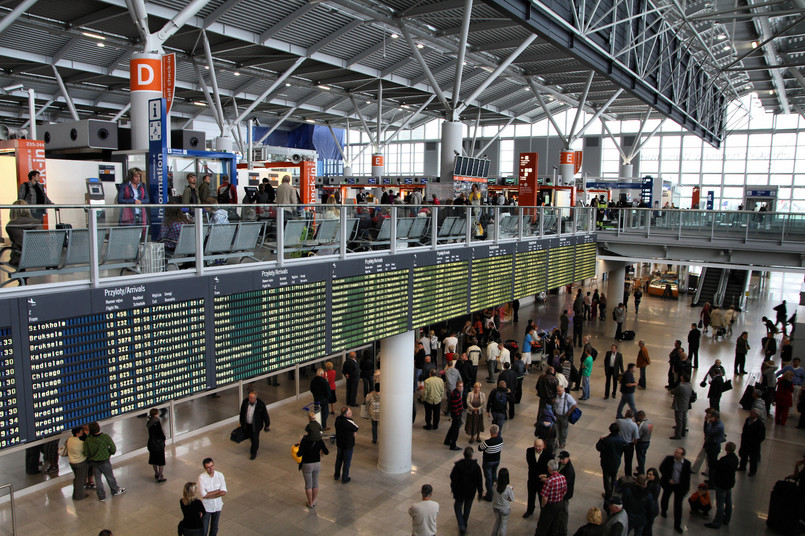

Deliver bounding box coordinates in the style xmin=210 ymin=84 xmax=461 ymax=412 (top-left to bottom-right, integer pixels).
xmin=766 ymin=478 xmax=800 ymax=535
xmin=621 ymin=330 xmax=636 ymax=341
xmin=739 ymin=383 xmax=754 ymax=410
xmin=55 ymin=208 xmax=72 ymax=246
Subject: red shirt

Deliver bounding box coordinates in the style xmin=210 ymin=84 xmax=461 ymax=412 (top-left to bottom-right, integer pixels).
xmin=542 ymin=473 xmax=567 ymax=504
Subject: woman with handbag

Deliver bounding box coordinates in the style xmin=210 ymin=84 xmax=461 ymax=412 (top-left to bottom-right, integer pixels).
xmin=465 ymin=382 xmax=486 ymax=443
xmin=147 ymin=408 xmax=167 ymax=482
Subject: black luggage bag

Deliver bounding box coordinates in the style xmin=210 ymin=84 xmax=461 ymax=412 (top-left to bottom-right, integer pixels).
xmin=621 ymin=330 xmax=635 ymax=341
xmin=766 ymin=478 xmax=801 ymax=535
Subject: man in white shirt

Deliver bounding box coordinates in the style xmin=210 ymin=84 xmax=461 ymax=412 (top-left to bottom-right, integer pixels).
xmin=486 ymin=340 xmax=501 ymax=383
xmin=443 ymin=332 xmax=459 ymax=364
xmin=197 ymin=458 xmax=227 ymax=536
xmin=498 ymin=344 xmax=511 ymax=369
xmin=409 ymin=484 xmax=439 ymax=536
xmin=466 ymin=339 xmax=482 ymax=385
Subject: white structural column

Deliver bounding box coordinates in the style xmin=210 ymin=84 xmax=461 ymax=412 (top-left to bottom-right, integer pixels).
xmin=440 ymin=120 xmax=463 ymax=184
xmin=620 ymin=163 xmax=634 ymax=178
xmin=378 ymin=330 xmax=414 ymax=474
xmin=130 ymin=52 xmax=163 ymax=151
xmin=605 ymin=260 xmax=628 ymax=310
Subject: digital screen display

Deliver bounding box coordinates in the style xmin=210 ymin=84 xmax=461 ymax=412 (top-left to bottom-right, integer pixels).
xmin=575 ymin=243 xmax=597 ymax=281
xmin=454 ymin=157 xmax=463 ymax=176
xmin=0 ymin=327 xmax=20 ymax=449
xmin=514 ymin=250 xmax=547 ymax=298
xmin=546 ymin=244 xmax=575 ymax=290
xmin=470 ymin=255 xmax=513 ymax=311
xmin=28 ymin=299 xmax=206 ymax=438
xmin=331 ymin=269 xmax=409 ymax=352
xmin=412 ymin=261 xmax=469 ymax=326
xmin=213 ymin=281 xmax=326 ymax=384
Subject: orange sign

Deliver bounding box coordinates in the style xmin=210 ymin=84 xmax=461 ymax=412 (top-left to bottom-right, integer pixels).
xmin=300 ymin=161 xmax=316 ymax=205
xmin=574 ymin=151 xmax=583 ymax=174
xmin=130 ymin=58 xmax=162 ymax=92
xmin=518 ymin=152 xmax=539 ymax=207
xmin=560 ymin=150 xmax=575 ymax=165
xmin=162 ymin=53 xmax=176 ymax=114
xmin=372 ymin=155 xmax=383 ymax=167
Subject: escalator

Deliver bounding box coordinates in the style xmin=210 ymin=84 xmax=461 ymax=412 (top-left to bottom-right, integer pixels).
xmin=721 ymin=269 xmax=748 ymax=311
xmin=692 ymin=267 xmax=723 ymax=306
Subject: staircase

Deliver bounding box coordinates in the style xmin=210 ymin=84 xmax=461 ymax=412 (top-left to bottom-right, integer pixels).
xmin=693 ymin=267 xmax=723 ymax=306
xmin=721 ymin=269 xmax=748 ymax=311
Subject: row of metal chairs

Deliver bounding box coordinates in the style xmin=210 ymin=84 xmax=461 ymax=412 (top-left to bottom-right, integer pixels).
xmin=166 ymin=222 xmax=264 ymax=269
xmin=0 ymin=227 xmax=142 ymax=286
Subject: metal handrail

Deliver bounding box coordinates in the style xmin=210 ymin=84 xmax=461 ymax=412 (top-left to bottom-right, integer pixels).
xmin=0 ymin=483 xmax=16 ymax=536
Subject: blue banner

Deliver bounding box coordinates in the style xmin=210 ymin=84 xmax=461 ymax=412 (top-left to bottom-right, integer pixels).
xmin=148 ymin=98 xmax=168 ymax=239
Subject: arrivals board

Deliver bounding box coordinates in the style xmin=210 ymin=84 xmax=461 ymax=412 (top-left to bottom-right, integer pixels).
xmin=0 ymin=233 xmax=596 ymax=448
xmin=546 ymin=242 xmax=575 ymax=289
xmin=26 ymin=282 xmax=207 ymax=438
xmin=412 ymin=250 xmax=471 ymax=327
xmin=575 ymin=242 xmax=597 ymax=280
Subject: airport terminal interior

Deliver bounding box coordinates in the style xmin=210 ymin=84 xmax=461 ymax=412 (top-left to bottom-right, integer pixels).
xmin=0 ymin=0 xmax=803 ymax=535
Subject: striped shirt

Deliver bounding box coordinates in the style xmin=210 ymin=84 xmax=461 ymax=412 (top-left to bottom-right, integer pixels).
xmin=449 ymin=388 xmax=464 ymax=418
xmin=478 ymin=435 xmax=503 ymax=464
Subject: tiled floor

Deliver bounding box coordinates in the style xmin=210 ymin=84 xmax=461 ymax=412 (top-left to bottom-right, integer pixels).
xmin=1 ymin=268 xmax=802 ymax=536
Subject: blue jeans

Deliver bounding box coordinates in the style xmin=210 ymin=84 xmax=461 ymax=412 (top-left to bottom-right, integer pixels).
xmin=616 ymin=392 xmax=636 ymax=418
xmin=334 ymin=447 xmax=353 ymax=481
xmin=582 ymin=376 xmax=590 ymax=399
xmin=202 ymin=510 xmax=221 ymax=536
xmin=635 ymin=442 xmax=649 ymax=475
xmin=92 ymin=459 xmax=120 ymax=501
xmin=483 ymin=461 xmax=500 ymax=499
xmin=491 ymin=412 xmax=506 ymax=433
xmin=453 ymin=496 xmax=474 ymax=530
xmin=712 ymin=487 xmax=732 ymax=527
xmin=317 ymin=401 xmax=329 ymax=429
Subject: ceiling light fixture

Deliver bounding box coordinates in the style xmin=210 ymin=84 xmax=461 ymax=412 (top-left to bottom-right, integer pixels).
xmin=234 ymin=72 xmax=240 ymax=76
xmin=317 ymin=84 xmax=330 ymax=90
xmin=97 ymin=43 xmax=105 ymax=47
xmin=82 ymin=31 xmax=105 ymax=40
xmin=285 ymin=82 xmax=291 ymax=87
xmin=416 ymin=43 xmax=424 ymax=49
xmin=752 ymin=41 xmax=758 ymax=49
xmin=769 ymin=90 xmax=774 ymax=95
xmin=193 ymin=101 xmax=206 ymax=106
xmin=723 ymin=45 xmax=730 ymax=51
xmin=305 ymin=118 xmax=316 ymax=123
xmin=390 ymin=33 xmax=399 ymax=39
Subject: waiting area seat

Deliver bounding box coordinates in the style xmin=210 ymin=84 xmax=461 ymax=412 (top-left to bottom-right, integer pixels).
xmin=166 ymin=222 xmax=264 ymax=269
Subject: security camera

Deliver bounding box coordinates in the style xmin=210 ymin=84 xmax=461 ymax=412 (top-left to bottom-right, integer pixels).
xmin=453 ymin=150 xmax=460 ymax=156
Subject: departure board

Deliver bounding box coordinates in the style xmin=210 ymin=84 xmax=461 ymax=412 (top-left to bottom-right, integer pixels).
xmin=575 ymin=242 xmax=597 ymax=280
xmin=412 ymin=260 xmax=469 ymax=326
xmin=514 ymin=250 xmax=548 ymax=298
xmin=470 ymin=254 xmax=514 ymax=311
xmin=27 ymin=283 xmax=207 ymax=438
xmin=546 ymin=244 xmax=575 ymax=289
xmin=213 ymin=280 xmax=326 ymax=384
xmin=0 ymin=326 xmax=20 ymax=449
xmin=330 ymin=269 xmax=409 ymax=352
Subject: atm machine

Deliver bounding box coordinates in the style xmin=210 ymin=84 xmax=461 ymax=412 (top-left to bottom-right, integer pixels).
xmin=85 ymin=177 xmax=106 ymax=224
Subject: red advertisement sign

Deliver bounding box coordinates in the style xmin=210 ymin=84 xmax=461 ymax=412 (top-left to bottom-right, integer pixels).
xmin=130 ymin=58 xmax=162 ymax=92
xmin=300 ymin=161 xmax=316 ymax=204
xmin=560 ymin=150 xmax=574 ymax=165
xmin=574 ymin=151 xmax=583 ymax=174
xmin=372 ymin=155 xmax=383 ymax=167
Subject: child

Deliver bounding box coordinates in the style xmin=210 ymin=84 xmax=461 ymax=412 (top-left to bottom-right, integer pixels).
xmin=688 ymin=482 xmax=712 ymax=516
xmin=491 ymin=467 xmax=514 ymax=535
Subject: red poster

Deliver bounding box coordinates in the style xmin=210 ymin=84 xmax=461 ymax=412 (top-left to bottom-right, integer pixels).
xmin=574 ymin=151 xmax=583 ymax=174
xmin=560 ymin=150 xmax=575 ymax=166
xmin=300 ymin=161 xmax=316 ymax=204
xmin=130 ymin=58 xmax=162 ymax=91
xmin=518 ymin=152 xmax=539 ymax=207
xmin=162 ymin=53 xmax=176 ymax=115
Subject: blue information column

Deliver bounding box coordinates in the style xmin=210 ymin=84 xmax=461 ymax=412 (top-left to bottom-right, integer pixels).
xmin=148 ymin=98 xmax=168 ymax=239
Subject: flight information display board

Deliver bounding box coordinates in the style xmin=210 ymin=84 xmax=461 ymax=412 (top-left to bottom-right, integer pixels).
xmin=27 ymin=283 xmax=207 ymax=438
xmin=470 ymin=251 xmax=514 ymax=311
xmin=412 ymin=253 xmax=469 ymax=327
xmin=514 ymin=250 xmax=548 ymax=298
xmin=575 ymin=242 xmax=597 ymax=280
xmin=0 ymin=324 xmax=20 ymax=449
xmin=331 ymin=269 xmax=409 ymax=353
xmin=546 ymin=244 xmax=575 ymax=290
xmin=213 ymin=266 xmax=327 ymax=384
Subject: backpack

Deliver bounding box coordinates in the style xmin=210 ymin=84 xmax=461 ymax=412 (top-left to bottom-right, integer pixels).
xmin=217 ymin=183 xmax=232 ymax=203
xmin=493 ymin=389 xmax=508 ymax=410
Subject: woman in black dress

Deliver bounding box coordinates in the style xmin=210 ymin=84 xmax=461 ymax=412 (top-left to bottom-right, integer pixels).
xmin=179 ymin=482 xmax=205 ymax=536
xmin=146 ymin=408 xmax=166 ymax=482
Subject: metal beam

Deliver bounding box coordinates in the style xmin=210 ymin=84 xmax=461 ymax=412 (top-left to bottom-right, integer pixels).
xmin=203 ymin=0 xmax=244 ymax=29
xmin=0 ymin=0 xmax=38 ymax=38
xmin=348 ymin=94 xmax=376 ymax=146
xmin=345 ymin=39 xmax=385 ymax=67
xmin=402 ymin=0 xmax=465 ymax=17
xmin=749 ymin=0 xmax=790 ymax=114
xmin=327 ymin=123 xmax=347 ymax=161
xmin=68 ymin=6 xmax=124 ymax=28
xmin=202 ymin=30 xmax=228 ymax=133
xmin=438 ymin=20 xmax=514 ymax=36
xmin=780 ymin=52 xmax=805 ymax=100
xmin=456 ymin=34 xmax=537 ymax=115
xmin=566 ymin=71 xmax=594 ymax=142
xmin=401 ymin=25 xmax=451 ymax=111
xmin=154 ymin=0 xmax=215 ymax=48
xmin=451 ymin=0 xmax=474 ymax=122
xmin=51 ymin=65 xmax=79 ymax=121
xmin=20 ymin=98 xmax=55 ymax=128
xmin=529 ymin=81 xmax=567 ymax=146
xmin=410 ymin=58 xmax=456 ymax=86
xmin=571 ymin=87 xmax=622 ymax=141
xmin=193 ymin=62 xmax=222 ymax=131
xmin=599 ymin=119 xmax=629 ymax=163
xmin=51 ymin=36 xmax=80 ymax=64
xmin=233 ymin=56 xmax=306 ymax=125
xmin=111 ymin=102 xmax=131 ymax=122
xmin=256 ymin=106 xmax=297 ymax=144
xmin=260 ymin=3 xmax=315 ymax=44
xmin=628 ymin=117 xmax=666 ymax=160
xmin=475 ymin=117 xmax=514 ymax=157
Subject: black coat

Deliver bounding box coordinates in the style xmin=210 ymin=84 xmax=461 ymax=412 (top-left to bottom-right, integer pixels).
xmin=603 ymin=352 xmax=624 ymax=374
xmin=450 ymin=458 xmax=484 ymax=499
xmin=659 ymin=455 xmax=691 ymax=494
xmin=740 ymin=416 xmax=766 ymax=453
xmin=342 ymin=357 xmax=359 ymax=381
xmin=559 ymin=460 xmax=575 ymax=500
xmin=711 ymin=452 xmax=739 ymax=489
xmin=596 ymin=434 xmax=626 ymax=473
xmin=239 ymin=398 xmax=270 ymax=432
xmin=310 ymin=375 xmax=331 ymax=404
xmin=526 ymin=446 xmax=553 ymax=480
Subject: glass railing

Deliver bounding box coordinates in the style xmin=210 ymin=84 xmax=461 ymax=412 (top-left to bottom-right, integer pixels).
xmin=596 ymin=207 xmax=805 ymax=243
xmin=0 ymin=203 xmax=595 ymax=290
